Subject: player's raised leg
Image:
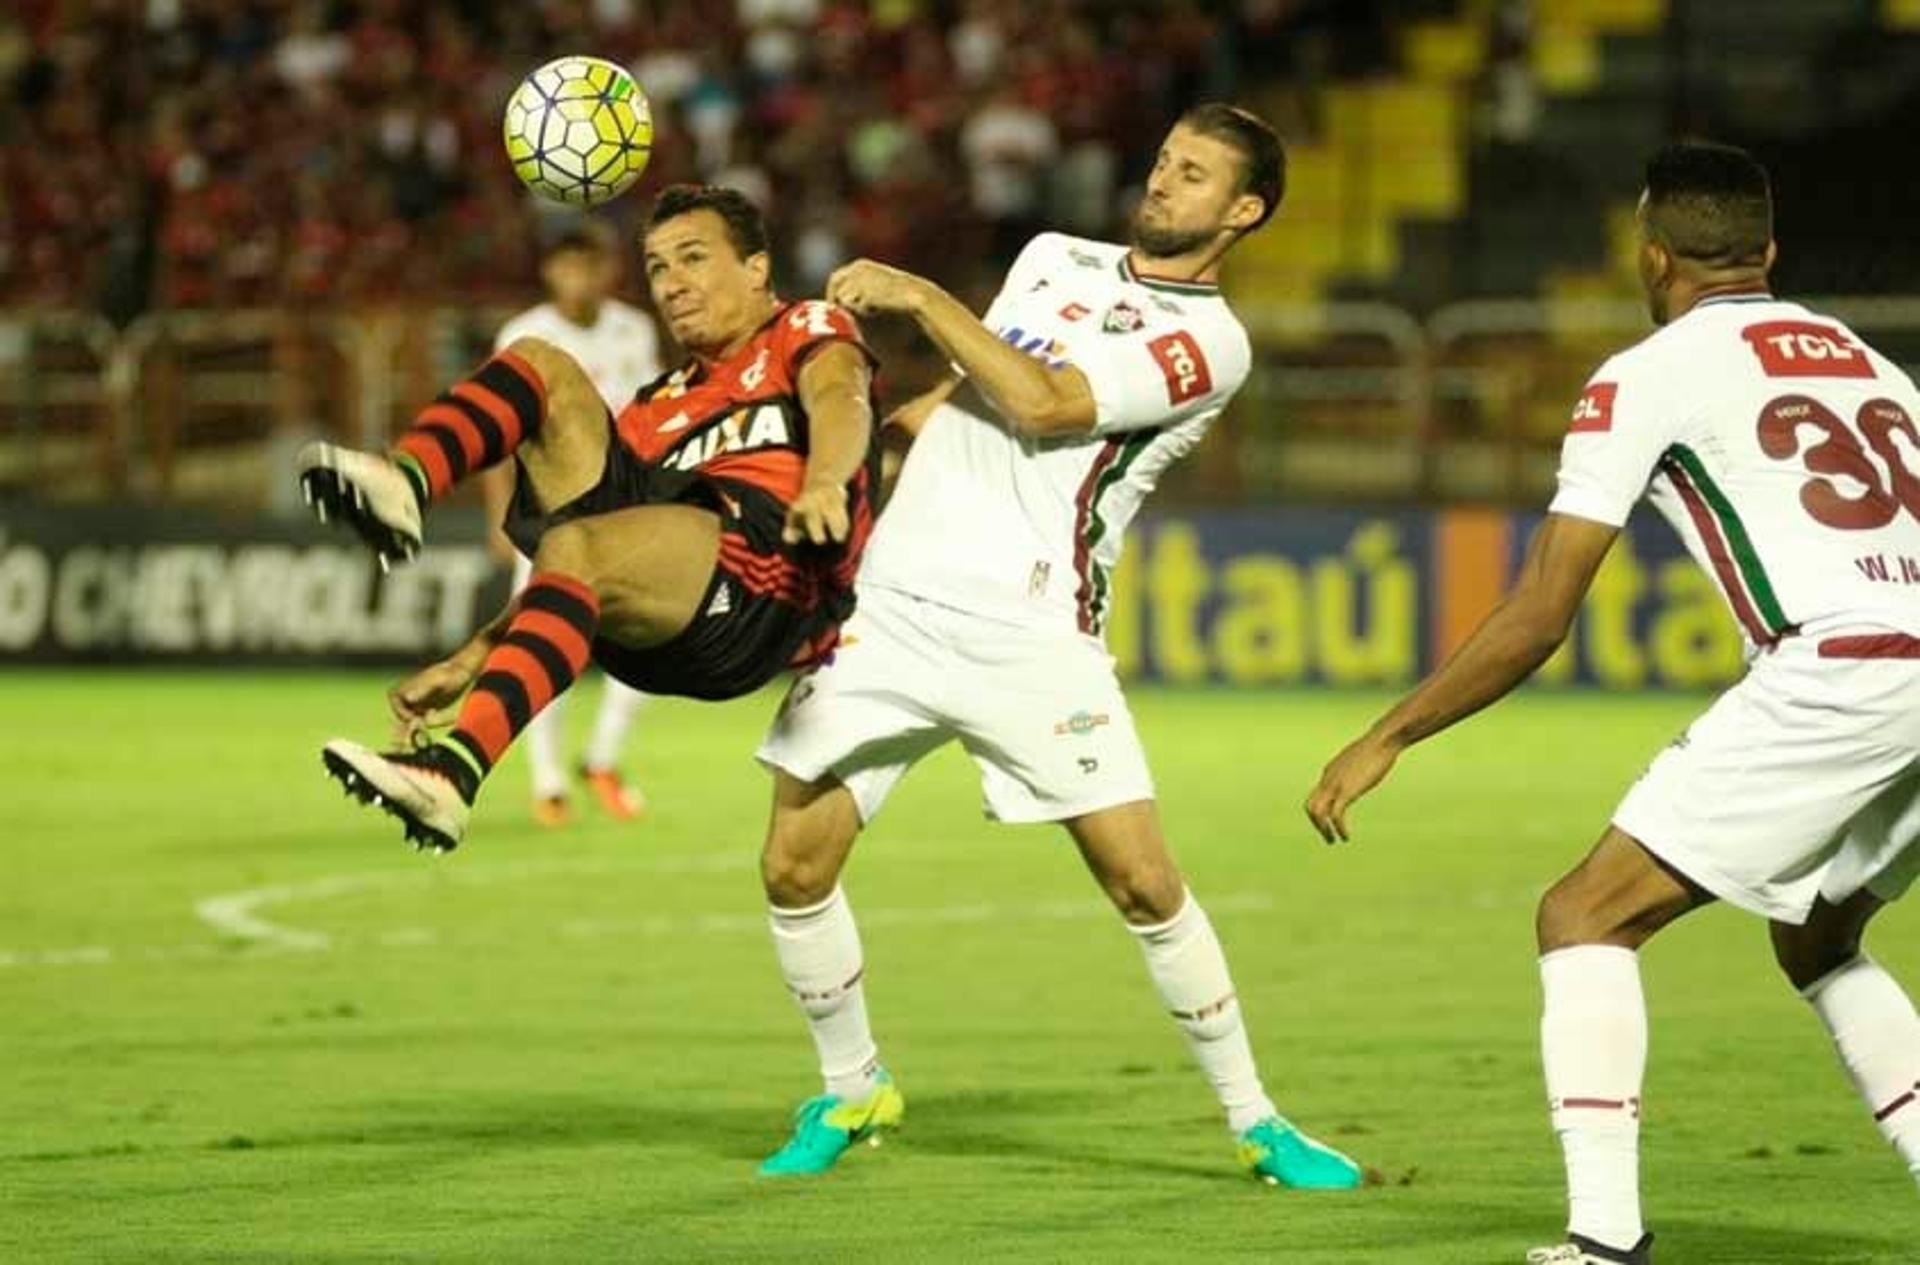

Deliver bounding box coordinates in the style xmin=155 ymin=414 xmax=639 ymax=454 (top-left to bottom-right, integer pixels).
xmin=323 ymin=503 xmax=719 ymax=850
xmin=1066 ymin=800 xmax=1363 ymax=1189
xmin=1775 ymin=891 xmax=1920 ymax=1185
xmin=1529 ymin=827 xmax=1711 ymax=1264
xmin=296 ymin=335 xmax=609 ymax=566
xmin=757 ymin=770 xmax=901 ymax=1175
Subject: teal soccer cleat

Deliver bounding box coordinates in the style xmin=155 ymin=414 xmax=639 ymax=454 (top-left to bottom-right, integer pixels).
xmin=758 ymin=1070 xmax=904 ymax=1177
xmin=1236 ymin=1116 xmax=1365 ymax=1190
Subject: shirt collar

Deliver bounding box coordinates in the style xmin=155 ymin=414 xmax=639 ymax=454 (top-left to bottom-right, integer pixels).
xmin=1117 ymin=253 xmax=1220 ymax=296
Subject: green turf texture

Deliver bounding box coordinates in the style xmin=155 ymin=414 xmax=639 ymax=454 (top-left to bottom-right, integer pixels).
xmin=2 ymin=671 xmax=1913 ymax=1263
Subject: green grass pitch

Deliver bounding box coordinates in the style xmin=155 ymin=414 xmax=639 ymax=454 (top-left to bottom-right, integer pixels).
xmin=2 ymin=671 xmax=1914 ymax=1263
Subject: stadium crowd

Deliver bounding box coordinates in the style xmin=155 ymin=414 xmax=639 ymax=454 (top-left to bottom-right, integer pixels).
xmin=0 ymin=0 xmax=1396 ymax=319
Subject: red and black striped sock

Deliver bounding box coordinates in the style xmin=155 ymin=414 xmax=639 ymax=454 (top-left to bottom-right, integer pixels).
xmin=391 ymin=350 xmax=547 ymax=508
xmin=435 ymin=573 xmax=599 ymax=802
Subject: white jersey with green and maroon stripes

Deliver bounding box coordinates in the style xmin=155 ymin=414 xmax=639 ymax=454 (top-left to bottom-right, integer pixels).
xmin=859 ymin=232 xmax=1251 ymax=634
xmin=1551 ymin=293 xmax=1920 ymax=651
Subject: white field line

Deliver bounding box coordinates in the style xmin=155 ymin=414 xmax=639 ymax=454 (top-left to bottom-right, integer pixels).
xmin=0 ymin=856 xmax=1282 ymax=970
xmin=191 ymin=853 xmax=749 ymax=951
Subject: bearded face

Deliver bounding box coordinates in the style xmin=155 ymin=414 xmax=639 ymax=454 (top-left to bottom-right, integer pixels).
xmin=1128 ymin=124 xmax=1258 ymax=263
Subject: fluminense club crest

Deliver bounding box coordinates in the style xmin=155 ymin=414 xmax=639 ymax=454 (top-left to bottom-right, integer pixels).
xmin=1103 ymin=300 xmax=1146 ymax=334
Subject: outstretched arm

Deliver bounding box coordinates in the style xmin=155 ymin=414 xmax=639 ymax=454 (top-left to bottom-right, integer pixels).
xmin=827 ymin=260 xmax=1095 ymax=438
xmin=387 ymin=601 xmax=515 ymax=745
xmin=785 ymin=340 xmax=875 ymax=545
xmin=1303 ymin=513 xmax=1620 ymax=843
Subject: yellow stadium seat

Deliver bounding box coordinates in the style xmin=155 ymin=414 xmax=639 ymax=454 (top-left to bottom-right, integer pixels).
xmin=1532 ymin=23 xmax=1603 ymax=92
xmin=1401 ymin=20 xmax=1488 ymax=83
xmin=1548 ymin=0 xmax=1666 ymax=28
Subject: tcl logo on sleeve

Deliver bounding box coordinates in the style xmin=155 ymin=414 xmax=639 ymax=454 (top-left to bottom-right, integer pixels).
xmin=1569 ymin=382 xmax=1618 ymax=433
xmin=1741 ymin=321 xmax=1876 ymax=379
xmin=1148 ymin=331 xmax=1212 ymax=404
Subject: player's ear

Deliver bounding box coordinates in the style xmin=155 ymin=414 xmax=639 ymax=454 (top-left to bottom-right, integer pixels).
xmin=1224 ymin=191 xmax=1265 ymax=234
xmin=1640 ymin=237 xmax=1673 ymax=289
xmin=746 ymin=250 xmax=772 ymax=293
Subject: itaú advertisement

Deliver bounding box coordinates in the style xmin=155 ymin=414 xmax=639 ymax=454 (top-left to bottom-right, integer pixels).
xmin=1102 ymin=507 xmax=1745 ymax=689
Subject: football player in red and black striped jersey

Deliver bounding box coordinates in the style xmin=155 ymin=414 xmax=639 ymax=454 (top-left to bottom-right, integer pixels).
xmin=300 ymin=185 xmax=878 ymax=852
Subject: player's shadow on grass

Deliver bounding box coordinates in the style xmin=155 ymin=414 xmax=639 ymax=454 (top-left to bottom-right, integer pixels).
xmin=103 ymin=1087 xmax=1170 ymax=1172
xmin=882 ymin=1087 xmax=1249 ymax=1184
xmin=1342 ymin=1197 xmax=1912 ymax=1265
xmin=1640 ymin=1216 xmax=1909 ymax=1265
xmin=10 ymin=1095 xmax=783 ymax=1166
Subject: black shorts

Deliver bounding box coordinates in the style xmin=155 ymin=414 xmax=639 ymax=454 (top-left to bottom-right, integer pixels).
xmin=500 ymin=424 xmax=853 ymax=703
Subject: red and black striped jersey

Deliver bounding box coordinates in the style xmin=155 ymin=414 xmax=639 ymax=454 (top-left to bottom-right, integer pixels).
xmin=615 ymin=299 xmax=874 ymax=504
xmin=614 ymin=299 xmax=879 ymax=616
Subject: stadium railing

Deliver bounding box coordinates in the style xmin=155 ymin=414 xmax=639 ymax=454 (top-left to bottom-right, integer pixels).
xmin=0 ymin=310 xmax=121 ymax=501
xmin=1426 ymin=297 xmax=1920 ymax=504
xmin=10 ymin=298 xmax=1920 ymax=510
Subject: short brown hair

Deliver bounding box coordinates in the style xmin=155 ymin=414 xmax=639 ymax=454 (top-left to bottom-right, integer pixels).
xmin=645 ymin=184 xmax=769 ymax=261
xmin=1179 ymin=103 xmax=1287 ymax=229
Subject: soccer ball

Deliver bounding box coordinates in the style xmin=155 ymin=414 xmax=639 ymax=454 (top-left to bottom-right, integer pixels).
xmin=502 ymin=56 xmax=654 ymax=207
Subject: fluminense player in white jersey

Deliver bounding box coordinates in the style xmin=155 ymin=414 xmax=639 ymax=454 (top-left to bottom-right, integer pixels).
xmin=1309 ymin=143 xmax=1920 ymax=1264
xmin=480 ymin=222 xmax=661 ymax=826
xmin=750 ymin=104 xmax=1365 ymax=1190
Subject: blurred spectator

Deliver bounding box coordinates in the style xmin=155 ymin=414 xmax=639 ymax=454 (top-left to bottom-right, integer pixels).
xmin=274 ymin=2 xmax=350 ymax=100
xmin=960 ymin=77 xmax=1058 ymax=264
xmin=1484 ymin=0 xmax=1540 ymax=146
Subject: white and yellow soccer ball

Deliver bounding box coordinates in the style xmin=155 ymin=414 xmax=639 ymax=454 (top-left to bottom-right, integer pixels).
xmin=503 ymin=56 xmax=653 ymax=207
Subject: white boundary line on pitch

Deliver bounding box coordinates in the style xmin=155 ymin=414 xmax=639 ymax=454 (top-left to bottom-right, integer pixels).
xmin=191 ymin=853 xmax=750 ymax=951
xmin=0 ymin=855 xmax=1285 ymax=970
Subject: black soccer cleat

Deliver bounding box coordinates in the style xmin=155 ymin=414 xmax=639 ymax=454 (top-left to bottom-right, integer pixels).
xmin=296 ymin=442 xmax=424 ymax=569
xmin=321 ymin=740 xmax=470 ymax=853
xmin=1526 ymin=1232 xmax=1654 ymax=1264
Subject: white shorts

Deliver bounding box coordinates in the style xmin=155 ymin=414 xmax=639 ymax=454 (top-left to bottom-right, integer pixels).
xmin=1614 ymin=632 xmax=1920 ymax=924
xmin=756 ymin=585 xmax=1154 ymax=824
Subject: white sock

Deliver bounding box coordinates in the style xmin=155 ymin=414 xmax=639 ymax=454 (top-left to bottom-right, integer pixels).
xmin=1540 ymin=946 xmax=1646 ymax=1251
xmin=769 ymin=886 xmax=880 ymax=1101
xmin=524 ymin=690 xmax=568 ymax=800
xmin=1801 ymin=954 xmax=1920 ymax=1182
xmin=584 ymin=680 xmax=645 ymax=771
xmin=1129 ymin=890 xmax=1277 ymax=1135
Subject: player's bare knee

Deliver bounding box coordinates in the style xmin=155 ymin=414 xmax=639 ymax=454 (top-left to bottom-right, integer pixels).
xmin=1103 ymin=855 xmax=1186 ymax=926
xmin=761 ymin=816 xmax=843 ymax=907
xmin=502 ymin=336 xmax=575 ymax=391
xmin=1535 ymin=873 xmax=1633 ymax=953
xmin=1535 ymin=879 xmax=1591 ymax=952
xmin=503 ymin=336 xmax=602 ymax=437
xmin=761 ymin=839 xmax=838 ymax=908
